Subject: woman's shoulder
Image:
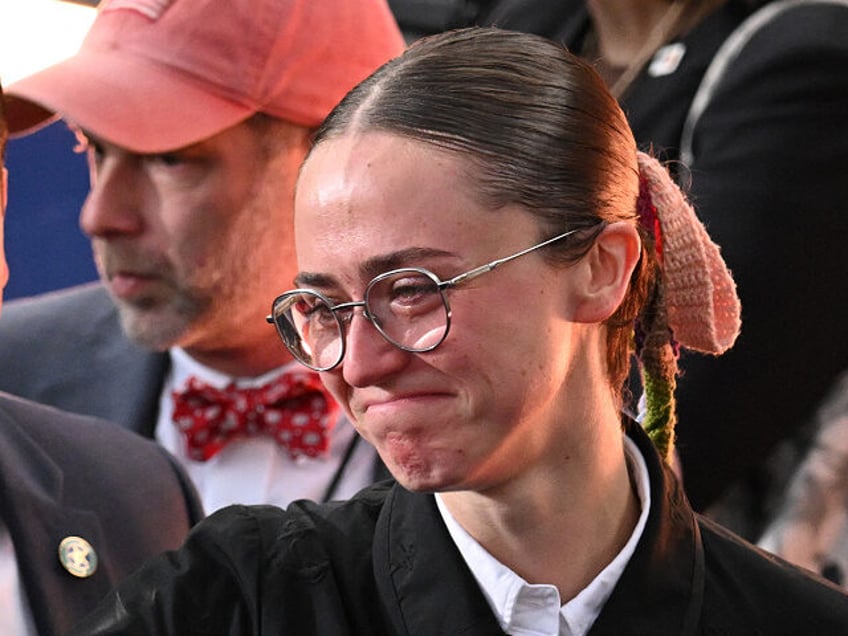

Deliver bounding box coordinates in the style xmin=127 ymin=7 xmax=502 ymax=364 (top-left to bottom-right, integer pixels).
xmin=173 ymin=481 xmax=398 ymax=602
xmin=198 ymin=480 xmax=397 ymax=550
xmin=698 ymin=515 xmax=848 ymax=631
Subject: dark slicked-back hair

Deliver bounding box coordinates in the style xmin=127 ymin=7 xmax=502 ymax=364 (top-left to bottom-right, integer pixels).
xmin=311 ymin=27 xmax=659 ymax=407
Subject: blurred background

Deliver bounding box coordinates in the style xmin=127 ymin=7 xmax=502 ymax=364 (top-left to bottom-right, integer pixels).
xmin=0 ymin=0 xmax=97 ymax=299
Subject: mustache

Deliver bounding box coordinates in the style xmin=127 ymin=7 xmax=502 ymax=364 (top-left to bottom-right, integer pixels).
xmin=93 ymin=242 xmax=173 ymax=279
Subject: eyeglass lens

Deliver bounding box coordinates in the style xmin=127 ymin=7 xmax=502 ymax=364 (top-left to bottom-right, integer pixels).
xmin=272 ymin=269 xmax=450 ymax=371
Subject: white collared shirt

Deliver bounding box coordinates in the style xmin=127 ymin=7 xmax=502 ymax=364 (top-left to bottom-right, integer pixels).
xmin=0 ymin=522 xmax=37 ymax=636
xmin=156 ymin=348 xmax=379 ymax=514
xmin=436 ymin=436 xmax=651 ymax=636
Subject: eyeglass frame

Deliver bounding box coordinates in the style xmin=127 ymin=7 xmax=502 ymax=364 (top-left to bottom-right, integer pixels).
xmin=267 ymin=227 xmax=584 ymax=371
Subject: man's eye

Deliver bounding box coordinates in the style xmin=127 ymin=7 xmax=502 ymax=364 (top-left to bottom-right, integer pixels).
xmin=151 ymin=153 xmax=186 ymax=167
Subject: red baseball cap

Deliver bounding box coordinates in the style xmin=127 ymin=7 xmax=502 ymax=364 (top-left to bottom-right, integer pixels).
xmin=5 ymin=0 xmax=405 ymax=153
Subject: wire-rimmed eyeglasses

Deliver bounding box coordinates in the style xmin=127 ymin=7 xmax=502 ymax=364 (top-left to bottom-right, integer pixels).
xmin=267 ymin=228 xmax=582 ymax=371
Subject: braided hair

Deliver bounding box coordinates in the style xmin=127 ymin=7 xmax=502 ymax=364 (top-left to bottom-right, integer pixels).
xmin=311 ymin=27 xmax=740 ymax=461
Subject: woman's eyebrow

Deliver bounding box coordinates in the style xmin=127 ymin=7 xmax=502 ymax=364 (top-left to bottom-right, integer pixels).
xmin=296 ymin=247 xmax=457 ymax=289
xmin=293 ymin=271 xmax=336 ymax=289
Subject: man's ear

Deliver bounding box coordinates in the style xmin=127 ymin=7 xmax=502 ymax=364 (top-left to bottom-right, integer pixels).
xmin=570 ymin=221 xmax=641 ymax=323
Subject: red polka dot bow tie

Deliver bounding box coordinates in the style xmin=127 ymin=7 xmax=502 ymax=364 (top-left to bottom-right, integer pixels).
xmin=171 ymin=371 xmax=339 ymax=462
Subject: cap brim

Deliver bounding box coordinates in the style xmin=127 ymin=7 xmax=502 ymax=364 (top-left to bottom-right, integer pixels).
xmin=5 ymin=49 xmax=255 ymax=153
xmin=5 ymin=97 xmax=59 ymax=137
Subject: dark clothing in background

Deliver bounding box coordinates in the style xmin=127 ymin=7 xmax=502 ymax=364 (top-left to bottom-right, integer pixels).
xmin=0 ymin=392 xmax=203 ymax=636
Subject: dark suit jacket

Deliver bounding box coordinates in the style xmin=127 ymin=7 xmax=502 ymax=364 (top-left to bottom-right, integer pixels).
xmin=69 ymin=421 xmax=848 ymax=635
xmin=0 ymin=283 xmax=167 ymax=437
xmin=0 ymin=392 xmax=203 ymax=636
xmin=478 ymin=0 xmax=848 ymax=519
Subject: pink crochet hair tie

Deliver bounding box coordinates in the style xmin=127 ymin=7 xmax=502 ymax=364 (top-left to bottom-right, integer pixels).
xmin=636 ymin=152 xmax=741 ymax=355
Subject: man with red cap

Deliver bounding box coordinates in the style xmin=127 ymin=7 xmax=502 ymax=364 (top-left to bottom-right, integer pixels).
xmin=0 ymin=0 xmax=405 ymax=514
xmin=0 ymin=79 xmax=203 ymax=636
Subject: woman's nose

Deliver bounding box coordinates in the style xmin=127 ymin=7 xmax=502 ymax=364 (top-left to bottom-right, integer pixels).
xmin=339 ymin=309 xmax=410 ymax=388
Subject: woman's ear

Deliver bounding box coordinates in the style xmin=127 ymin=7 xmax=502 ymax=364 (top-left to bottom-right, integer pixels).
xmin=570 ymin=221 xmax=641 ymax=323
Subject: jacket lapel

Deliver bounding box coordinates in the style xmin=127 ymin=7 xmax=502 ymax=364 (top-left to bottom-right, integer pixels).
xmin=0 ymin=406 xmax=114 ymax=636
xmin=372 ymin=422 xmax=705 ymax=636
xmin=63 ymin=287 xmax=168 ymax=437
xmin=589 ymin=422 xmax=705 ymax=635
xmin=374 ymin=487 xmax=506 ymax=635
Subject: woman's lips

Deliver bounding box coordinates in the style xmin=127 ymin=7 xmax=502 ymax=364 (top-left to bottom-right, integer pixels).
xmin=358 ymin=391 xmax=454 ymax=415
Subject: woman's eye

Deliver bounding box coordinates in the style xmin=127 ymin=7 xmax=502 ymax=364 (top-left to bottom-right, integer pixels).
xmin=301 ymin=301 xmax=336 ymax=326
xmin=389 ymin=276 xmax=434 ymax=304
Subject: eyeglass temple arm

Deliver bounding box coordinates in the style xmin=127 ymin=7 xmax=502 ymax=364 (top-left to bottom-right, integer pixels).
xmin=443 ymin=228 xmax=579 ymax=289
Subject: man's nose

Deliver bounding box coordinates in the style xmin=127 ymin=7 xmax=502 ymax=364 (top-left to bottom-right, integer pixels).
xmin=79 ymin=155 xmax=145 ymax=238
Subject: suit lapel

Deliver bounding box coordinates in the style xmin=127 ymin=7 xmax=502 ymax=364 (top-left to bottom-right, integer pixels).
xmin=0 ymin=406 xmax=114 ymax=636
xmin=371 ymin=425 xmax=705 ymax=636
xmin=57 ymin=286 xmax=169 ymax=437
xmin=589 ymin=422 xmax=705 ymax=635
xmin=374 ymin=486 xmax=506 ymax=636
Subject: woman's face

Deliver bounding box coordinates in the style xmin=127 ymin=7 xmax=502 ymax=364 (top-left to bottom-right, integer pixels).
xmin=294 ymin=132 xmax=587 ymax=493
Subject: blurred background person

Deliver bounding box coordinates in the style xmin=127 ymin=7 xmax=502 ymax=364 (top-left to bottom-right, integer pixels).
xmin=0 ymin=0 xmax=405 ymax=514
xmin=0 ymin=0 xmax=95 ymax=301
xmin=2 ymin=0 xmax=451 ymax=303
xmin=758 ymin=368 xmax=848 ymax=586
xmin=0 ymin=79 xmax=202 ymax=636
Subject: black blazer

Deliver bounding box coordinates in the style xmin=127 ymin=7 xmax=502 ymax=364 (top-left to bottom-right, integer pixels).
xmin=0 ymin=392 xmax=203 ymax=636
xmin=69 ymin=422 xmax=848 ymax=635
xmin=478 ymin=0 xmax=848 ymax=518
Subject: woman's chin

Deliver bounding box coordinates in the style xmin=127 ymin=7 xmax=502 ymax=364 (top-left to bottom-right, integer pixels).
xmin=383 ymin=453 xmax=461 ymax=493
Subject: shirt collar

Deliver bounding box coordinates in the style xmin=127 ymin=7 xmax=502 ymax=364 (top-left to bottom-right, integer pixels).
xmin=435 ymin=435 xmax=651 ymax=636
xmin=168 ymin=346 xmax=296 ymax=390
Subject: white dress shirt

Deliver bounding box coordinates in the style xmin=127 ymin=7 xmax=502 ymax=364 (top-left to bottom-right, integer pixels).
xmin=0 ymin=522 xmax=37 ymax=636
xmin=436 ymin=437 xmax=651 ymax=636
xmin=156 ymin=348 xmax=379 ymax=514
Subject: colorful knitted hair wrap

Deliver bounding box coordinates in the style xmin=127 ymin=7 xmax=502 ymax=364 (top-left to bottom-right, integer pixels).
xmin=634 ymin=152 xmax=741 ymax=459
